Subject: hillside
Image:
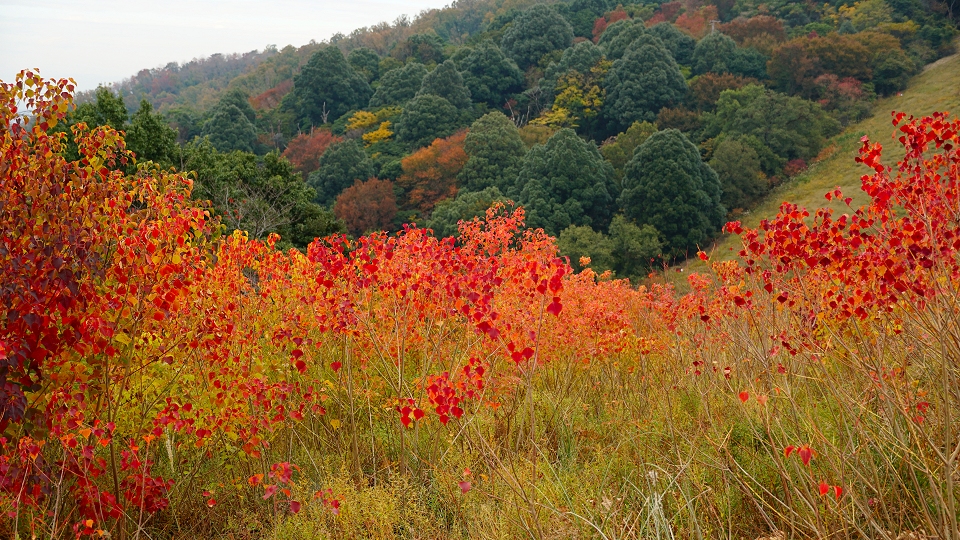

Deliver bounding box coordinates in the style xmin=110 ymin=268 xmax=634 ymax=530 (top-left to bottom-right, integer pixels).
xmin=680 ymin=46 xmax=960 ymax=279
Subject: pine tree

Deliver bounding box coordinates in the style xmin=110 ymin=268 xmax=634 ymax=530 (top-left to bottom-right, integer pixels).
xmin=501 ymin=4 xmax=574 ymax=69
xmin=308 ymin=139 xmax=376 ymax=205
xmin=417 ymin=60 xmax=472 ymax=109
xmin=603 ymin=34 xmax=687 ymax=130
xmin=458 ymin=112 xmax=527 ymax=193
xmin=459 ymin=40 xmax=524 ymax=108
xmin=285 ymin=46 xmax=372 ymax=128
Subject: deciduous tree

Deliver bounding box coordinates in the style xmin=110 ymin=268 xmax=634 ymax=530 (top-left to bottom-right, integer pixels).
xmin=334 ymin=177 xmax=398 ymax=236
xmin=281 ymin=129 xmax=342 ymax=177
xmin=397 ymin=131 xmax=469 ymax=214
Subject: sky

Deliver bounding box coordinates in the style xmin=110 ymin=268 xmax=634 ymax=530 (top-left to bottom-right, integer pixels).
xmin=1 ymin=0 xmax=454 ymax=91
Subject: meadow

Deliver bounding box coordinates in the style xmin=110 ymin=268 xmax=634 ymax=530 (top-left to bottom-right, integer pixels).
xmin=2 ymin=71 xmax=960 ymax=540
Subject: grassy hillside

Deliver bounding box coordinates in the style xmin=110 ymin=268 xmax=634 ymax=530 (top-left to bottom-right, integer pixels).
xmin=679 ymin=47 xmax=960 ymax=279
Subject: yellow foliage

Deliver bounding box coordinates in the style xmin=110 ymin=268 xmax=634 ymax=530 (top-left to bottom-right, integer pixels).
xmin=346 ymin=110 xmax=379 ymax=131
xmin=362 ymin=121 xmax=394 ymax=145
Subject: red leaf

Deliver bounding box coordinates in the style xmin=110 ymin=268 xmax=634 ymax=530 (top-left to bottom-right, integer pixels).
xmin=798 ymin=445 xmax=814 ymax=466
xmin=207 ymin=498 xmax=216 ymax=507
xmin=784 ymin=445 xmax=795 ymax=458
xmin=697 ymin=251 xmax=709 ymax=261
xmin=295 ymin=360 xmax=307 ymax=373
xmin=833 ymin=485 xmax=843 ymax=500
xmin=738 ymin=391 xmax=749 ymax=403
xmin=263 ymin=484 xmax=278 ymax=499
xmin=289 ymin=500 xmax=301 ymax=514
xmin=819 ymin=481 xmax=829 ymax=496
xmin=331 ymin=361 xmax=342 ymax=372
xmin=546 ymin=298 xmax=562 ymax=316
xmin=458 ymin=481 xmax=472 ymax=494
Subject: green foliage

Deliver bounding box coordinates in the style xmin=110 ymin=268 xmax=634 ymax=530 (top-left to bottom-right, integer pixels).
xmin=599 ymin=120 xmax=657 ymax=185
xmin=559 ymin=215 xmax=661 ymax=277
xmin=703 ymin=84 xmax=841 ymax=173
xmin=201 ymin=96 xmax=259 ymax=154
xmin=125 ymin=100 xmax=178 ymax=167
xmin=542 ymin=40 xmax=605 ymax=101
xmin=619 ymin=129 xmax=724 ymax=256
xmin=871 ymin=47 xmax=917 ymax=95
xmin=348 ymin=47 xmax=381 ymax=83
xmin=392 ymin=33 xmax=447 ymax=65
xmin=285 ymin=46 xmax=372 ymax=128
xmin=217 ymin=88 xmax=257 ymax=123
xmin=395 ymin=94 xmax=463 ymax=148
xmin=692 ymin=32 xmax=768 ymax=79
xmin=563 ymin=0 xmax=615 ymax=37
xmin=500 ymin=4 xmax=575 ymax=70
xmin=647 ymin=23 xmax=697 ymax=65
xmin=515 ymin=128 xmax=617 ymax=236
xmin=603 ymin=34 xmax=687 ymax=130
xmin=708 ymin=136 xmax=767 ymax=211
xmin=183 ymin=140 xmax=343 ymax=247
xmin=459 ymin=40 xmax=524 ymax=107
xmin=308 ymin=139 xmax=376 ymax=206
xmin=74 ymin=86 xmax=129 ymax=129
xmin=369 ymin=63 xmax=429 ymax=108
xmin=598 ymin=18 xmax=647 ymax=61
xmin=459 ymin=111 xmax=527 ymax=193
xmin=164 ymin=107 xmax=202 ymax=144
xmin=425 ymin=187 xmax=510 ymax=237
xmin=417 ymin=59 xmax=472 ymax=109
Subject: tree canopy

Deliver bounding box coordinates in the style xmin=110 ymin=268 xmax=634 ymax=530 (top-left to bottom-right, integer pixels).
xmin=515 ymin=128 xmax=617 ymax=236
xmin=369 ymin=63 xmax=429 ymax=108
xmin=417 ymin=59 xmax=473 ymax=109
xmin=396 ymin=94 xmax=463 ymax=148
xmin=603 ymin=34 xmax=687 ymax=130
xmin=459 ymin=40 xmax=524 ymax=108
xmin=501 ymin=4 xmax=575 ymax=70
xmin=308 ymin=138 xmax=376 ymax=205
xmin=619 ymin=129 xmax=724 ymax=256
xmin=458 ymin=112 xmax=527 ymax=193
xmin=285 ymin=46 xmax=372 ymax=128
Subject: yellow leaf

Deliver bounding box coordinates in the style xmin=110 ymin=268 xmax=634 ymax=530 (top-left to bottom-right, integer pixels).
xmin=114 ymin=332 xmax=131 ymax=345
xmin=330 ymin=419 xmax=341 ymax=430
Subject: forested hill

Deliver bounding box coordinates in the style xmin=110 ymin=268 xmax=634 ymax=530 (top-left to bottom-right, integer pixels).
xmin=66 ymin=0 xmax=958 ymax=279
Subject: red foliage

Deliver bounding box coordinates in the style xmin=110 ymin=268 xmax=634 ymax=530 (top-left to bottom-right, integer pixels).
xmin=592 ymin=6 xmax=630 ymax=42
xmin=250 ymin=79 xmax=293 ymax=110
xmin=719 ymin=15 xmax=786 ymax=45
xmin=783 ymin=159 xmax=808 ymax=177
xmin=333 ymin=177 xmax=398 ymax=236
xmin=397 ymin=130 xmax=468 ymax=214
xmin=281 ymin=128 xmax=341 ymax=177
xmin=674 ymin=6 xmax=718 ymax=38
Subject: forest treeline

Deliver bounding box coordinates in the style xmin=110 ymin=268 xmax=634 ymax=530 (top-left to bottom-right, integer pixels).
xmin=69 ymin=0 xmax=958 ymax=278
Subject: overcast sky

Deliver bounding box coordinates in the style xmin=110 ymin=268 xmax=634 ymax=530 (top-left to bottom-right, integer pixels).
xmin=1 ymin=0 xmax=454 ymax=90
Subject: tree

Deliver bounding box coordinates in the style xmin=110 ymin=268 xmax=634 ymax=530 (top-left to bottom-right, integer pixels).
xmin=425 ymin=187 xmax=509 ymax=237
xmin=183 ymin=140 xmax=343 ymax=247
xmin=348 ymin=47 xmax=381 ymax=83
xmin=417 ymin=59 xmax=472 ymax=109
xmin=558 ymin=225 xmax=615 ymax=272
xmin=719 ymin=15 xmax=786 ymax=46
xmin=603 ymin=34 xmax=687 ymax=130
xmin=308 ymin=139 xmax=376 ymax=205
xmin=647 ymin=22 xmax=697 ymax=65
xmin=459 ymin=112 xmax=527 ymax=193
xmin=560 ymin=0 xmax=615 ymax=38
xmin=597 ymin=18 xmax=647 ymax=60
xmin=397 ymin=131 xmax=469 ymax=214
xmin=369 ymin=63 xmax=429 ymax=107
xmin=392 ymin=33 xmax=447 ymax=65
xmin=201 ymin=101 xmax=259 ymax=153
xmin=515 ymin=128 xmax=617 ymax=236
xmin=542 ymin=41 xmax=605 ymax=102
xmin=285 ymin=46 xmax=372 ymax=128
xmin=125 ymin=100 xmax=178 ymax=167
xmin=396 ymin=94 xmax=463 ymax=148
xmin=708 ymin=136 xmax=767 ymax=211
xmin=334 ymin=178 xmax=398 ymax=236
xmin=500 ymin=4 xmax=575 ymax=70
xmin=281 ymin=129 xmax=342 ymax=177
xmin=689 ymin=72 xmax=758 ymax=111
xmin=217 ymin=88 xmax=258 ymax=124
xmin=692 ymin=32 xmax=766 ymax=78
xmin=607 ymin=215 xmax=662 ymax=278
xmin=73 ymin=86 xmax=128 ymax=129
xmin=674 ymin=6 xmax=720 ymax=39
xmin=459 ymin=40 xmax=524 ymax=108
xmin=619 ymin=129 xmax=724 ymax=256
xmin=703 ymin=84 xmax=840 ymax=172
xmin=599 ymin=121 xmax=657 ymax=184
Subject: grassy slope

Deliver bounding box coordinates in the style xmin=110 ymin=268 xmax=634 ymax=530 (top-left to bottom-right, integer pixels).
xmin=676 ymin=50 xmax=960 ymax=281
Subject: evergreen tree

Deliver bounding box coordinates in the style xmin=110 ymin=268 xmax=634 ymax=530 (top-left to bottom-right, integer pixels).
xmin=285 ymin=46 xmax=372 ymax=128
xmin=417 ymin=59 xmax=472 ymax=109
xmin=692 ymin=32 xmax=767 ymax=78
xmin=217 ymin=88 xmax=257 ymax=123
xmin=308 ymin=139 xmax=376 ymax=205
xmin=73 ymin=86 xmax=129 ymax=129
xmin=395 ymin=94 xmax=462 ymax=148
xmin=459 ymin=40 xmax=524 ymax=108
xmin=561 ymin=0 xmax=614 ymax=38
xmin=368 ymin=63 xmax=429 ymax=108
xmin=348 ymin=47 xmax=381 ymax=83
xmin=392 ymin=33 xmax=447 ymax=65
xmin=125 ymin=100 xmax=178 ymax=167
xmin=599 ymin=120 xmax=657 ymax=185
xmin=458 ymin=112 xmax=527 ymax=193
xmin=604 ymin=34 xmax=687 ymax=130
xmin=202 ymin=100 xmax=259 ymax=153
xmin=598 ymin=18 xmax=647 ymax=60
xmin=619 ymin=129 xmax=725 ymax=256
xmin=501 ymin=4 xmax=575 ymax=69
xmin=515 ymin=128 xmax=616 ymax=236
xmin=647 ymin=23 xmax=697 ymax=65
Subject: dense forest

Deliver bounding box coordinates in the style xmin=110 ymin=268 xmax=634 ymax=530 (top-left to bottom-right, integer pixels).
xmin=69 ymin=0 xmax=958 ymax=277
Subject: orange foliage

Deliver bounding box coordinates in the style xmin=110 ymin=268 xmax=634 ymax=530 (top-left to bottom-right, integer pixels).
xmin=281 ymin=128 xmax=342 ymax=177
xmin=397 ymin=130 xmax=468 ymax=214
xmin=674 ymin=5 xmax=719 ymax=38
xmin=249 ymin=79 xmax=293 ymax=110
xmin=718 ymin=15 xmax=786 ymax=45
xmin=333 ymin=177 xmax=398 ymax=236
